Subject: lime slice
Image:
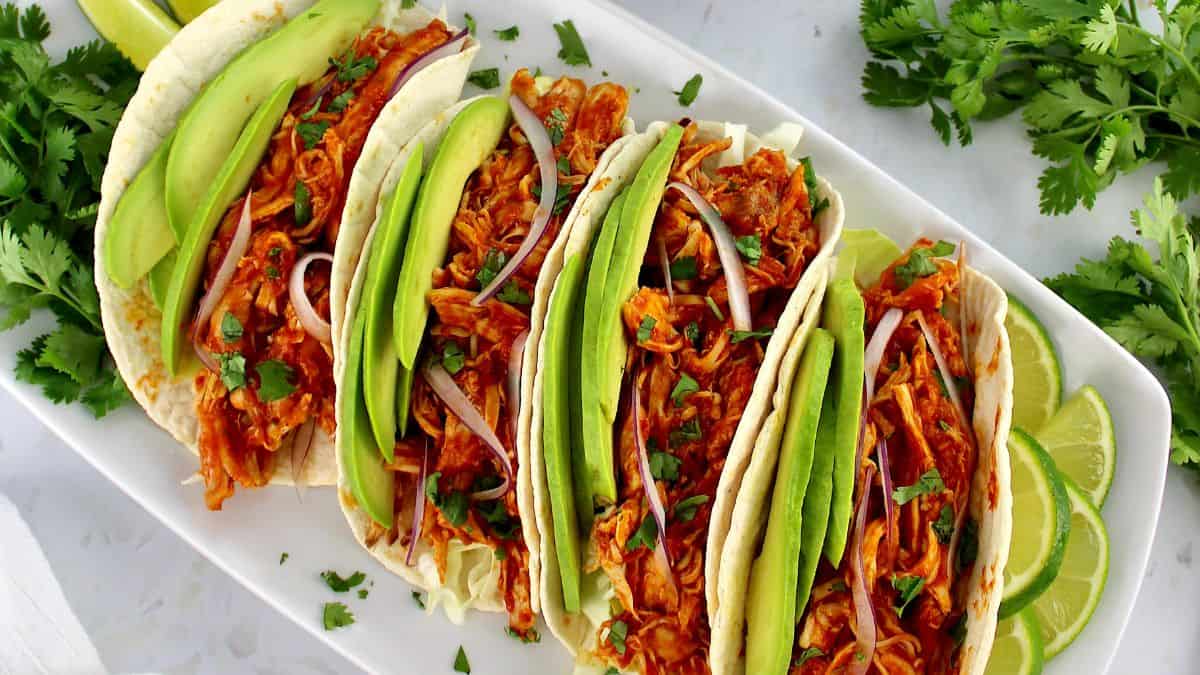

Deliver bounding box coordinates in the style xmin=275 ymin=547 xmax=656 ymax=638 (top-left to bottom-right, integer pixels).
xmin=76 ymin=0 xmax=180 ymax=71
xmin=999 ymin=430 xmax=1070 ymax=618
xmin=1006 ymin=294 xmax=1063 ymax=433
xmin=1034 ymin=385 xmax=1116 ymax=506
xmin=1029 ymin=478 xmax=1110 ymax=659
xmin=985 ymin=609 xmax=1045 ymax=675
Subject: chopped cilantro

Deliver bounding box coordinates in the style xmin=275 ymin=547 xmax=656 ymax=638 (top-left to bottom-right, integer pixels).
xmin=545 ymin=107 xmax=568 ymax=146
xmin=891 ymin=574 xmax=925 ymax=618
xmin=669 ymin=418 xmax=702 ymax=447
xmin=795 ymin=647 xmax=825 ymax=667
xmin=673 ymin=494 xmax=709 ymax=522
xmin=328 ymin=90 xmax=354 ymax=113
xmin=556 ymin=155 xmax=571 ymax=175
xmin=933 ymin=504 xmax=955 ymax=544
xmin=477 ymin=498 xmax=519 ymax=539
xmin=607 ymin=620 xmax=628 ymax=655
xmin=553 ymin=20 xmax=591 ymax=67
xmin=675 ymin=73 xmax=703 ymax=106
xmin=330 ymin=48 xmax=377 ymax=82
xmin=685 ymin=321 xmax=702 ymax=349
xmin=322 ymin=602 xmax=354 ymax=630
xmin=938 ymin=419 xmax=952 ymax=432
xmin=648 ymin=451 xmax=681 ymax=481
xmin=269 ymin=246 xmax=282 ymax=258
xmin=463 ymin=13 xmax=476 ymax=36
xmin=494 ymin=25 xmax=520 ymax=41
xmin=497 ymin=280 xmax=531 ymax=305
xmin=625 ymin=512 xmax=658 ymax=552
xmin=735 ymin=234 xmax=762 ymax=264
xmin=799 ymin=156 xmax=830 ymax=216
xmin=894 ymin=241 xmax=955 ymax=289
xmin=220 ymin=313 xmax=243 ymax=342
xmin=957 ymin=518 xmax=979 ymax=572
xmin=294 ymin=180 xmax=312 ymax=226
xmin=217 ymin=352 xmax=246 ymax=391
xmin=412 ymin=591 xmax=426 ymax=609
xmin=670 ymin=373 xmax=699 ymax=406
xmin=357 ymin=588 xmax=368 ymax=599
xmin=705 ymin=296 xmax=726 ymax=321
xmin=453 ymin=645 xmax=471 ymax=673
xmin=669 ymin=255 xmax=698 ymax=281
xmin=296 ymin=120 xmax=330 ymax=149
xmin=425 ymin=472 xmax=469 ymax=526
xmin=637 ymin=315 xmax=656 ymax=343
xmin=892 ymin=468 xmax=945 ymax=505
xmin=266 ymin=266 xmax=280 ymax=280
xmin=729 ymin=327 xmax=773 ymax=344
xmin=321 ymin=570 xmax=366 ymax=593
xmin=532 ymin=180 xmax=573 ymax=215
xmin=467 ymin=68 xmax=500 ymax=90
xmin=476 ymin=248 xmax=507 ymax=288
xmin=279 ymin=552 xmax=289 ymax=565
xmin=506 ymin=626 xmax=541 ymax=643
xmin=441 ymin=342 xmax=465 ymax=374
xmin=299 ymin=96 xmax=322 ymax=120
xmin=255 ymin=359 xmax=296 ymax=401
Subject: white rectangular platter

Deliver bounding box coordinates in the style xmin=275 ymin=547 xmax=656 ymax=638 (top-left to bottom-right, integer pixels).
xmin=0 ymin=1 xmax=1170 ymax=673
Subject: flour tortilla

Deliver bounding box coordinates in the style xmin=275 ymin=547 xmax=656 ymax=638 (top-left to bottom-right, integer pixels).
xmin=333 ymin=91 xmax=636 ymax=621
xmin=709 ymin=256 xmax=1013 ymax=675
xmin=530 ymin=120 xmax=845 ymax=663
xmin=94 ymin=0 xmax=478 ymax=487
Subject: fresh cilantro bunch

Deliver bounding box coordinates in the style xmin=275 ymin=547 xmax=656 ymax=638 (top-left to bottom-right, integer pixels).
xmin=860 ymin=0 xmax=1200 ymax=214
xmin=1047 ymin=178 xmax=1200 ymax=467
xmin=0 ymin=4 xmax=139 ymax=416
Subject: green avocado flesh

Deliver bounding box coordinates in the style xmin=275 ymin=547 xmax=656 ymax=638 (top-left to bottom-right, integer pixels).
xmin=392 ymin=96 xmax=510 ymax=369
xmin=166 ymin=0 xmax=220 ymax=23
xmin=104 ymin=133 xmax=176 ymax=290
xmin=796 ymin=390 xmax=838 ymax=623
xmin=820 ymin=278 xmax=867 ymax=567
xmin=164 ymin=0 xmax=380 ymax=239
xmin=160 ymin=78 xmax=296 ymax=377
xmin=542 ymin=252 xmax=586 ymax=613
xmin=342 ymin=308 xmax=396 ymax=529
xmin=363 ymin=146 xmax=424 ymax=460
xmin=578 ymin=125 xmax=684 ymax=508
xmin=745 ymin=328 xmax=835 ymax=675
xmin=147 ymin=250 xmax=176 ymax=309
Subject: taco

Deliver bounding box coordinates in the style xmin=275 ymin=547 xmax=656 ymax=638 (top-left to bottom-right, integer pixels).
xmin=333 ymin=70 xmax=634 ymax=637
xmin=94 ymin=0 xmax=479 ymax=509
xmin=711 ymin=233 xmax=1013 ymax=675
xmin=532 ymin=119 xmax=845 ymax=673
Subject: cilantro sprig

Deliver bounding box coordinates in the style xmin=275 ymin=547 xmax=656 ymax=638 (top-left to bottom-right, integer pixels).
xmin=860 ymin=0 xmax=1200 ymax=214
xmin=0 ymin=5 xmax=137 ymax=417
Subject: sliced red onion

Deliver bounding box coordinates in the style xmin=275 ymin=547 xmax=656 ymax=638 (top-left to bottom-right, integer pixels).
xmin=388 ymin=28 xmax=470 ymax=99
xmin=656 ymin=236 xmax=675 ymax=305
xmin=507 ymin=330 xmax=529 ymax=436
xmin=422 ymin=363 xmax=513 ymax=498
xmin=300 ymin=76 xmax=333 ymax=111
xmin=667 ymin=182 xmax=751 ymax=331
xmin=876 ymin=437 xmax=895 ymax=549
xmin=863 ymin=307 xmax=903 ymax=403
xmin=290 ymin=418 xmax=317 ymax=501
xmin=632 ymin=378 xmax=676 ymax=591
xmin=473 ymin=95 xmax=557 ymax=306
xmin=290 ymin=252 xmax=334 ymax=344
xmin=407 ymin=441 xmax=429 ymax=566
xmin=850 ymin=464 xmax=878 ymax=675
xmin=916 ymin=312 xmax=969 ymax=426
xmin=192 ymin=192 xmax=255 ymax=373
xmin=957 ymin=241 xmax=971 ymax=374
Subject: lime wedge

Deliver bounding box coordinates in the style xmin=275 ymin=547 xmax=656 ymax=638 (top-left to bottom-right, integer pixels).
xmin=1029 ymin=478 xmax=1110 ymax=659
xmin=999 ymin=429 xmax=1070 ymax=618
xmin=985 ymin=609 xmax=1045 ymax=675
xmin=1006 ymin=294 xmax=1063 ymax=433
xmin=1035 ymin=385 xmax=1116 ymax=506
xmin=75 ymin=0 xmax=180 ymax=71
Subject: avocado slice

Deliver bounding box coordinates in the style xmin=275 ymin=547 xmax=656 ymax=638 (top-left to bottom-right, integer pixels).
xmin=579 ymin=126 xmax=684 ymax=507
xmin=392 ymin=97 xmax=510 ymax=369
xmin=341 ymin=307 xmax=396 ymax=528
xmin=165 ymin=0 xmax=380 ymax=239
xmin=362 ymin=145 xmax=424 ymax=459
xmin=745 ymin=328 xmax=835 ymax=675
xmin=820 ymin=278 xmax=867 ymax=567
xmin=147 ymin=250 xmax=176 ymax=309
xmin=577 ymin=191 xmax=627 ymax=510
xmin=160 ymin=78 xmax=297 ymax=377
xmin=542 ymin=251 xmax=586 ymax=613
xmin=104 ymin=133 xmax=177 ymax=289
xmin=795 ymin=389 xmax=838 ymax=621
xmin=76 ymin=0 xmax=178 ymax=71
xmin=166 ymin=0 xmax=220 ymax=23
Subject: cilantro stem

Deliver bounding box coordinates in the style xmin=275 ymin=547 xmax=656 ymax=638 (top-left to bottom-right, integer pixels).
xmin=1126 ymin=0 xmax=1140 ymax=28
xmin=1130 ymin=24 xmax=1200 ymax=91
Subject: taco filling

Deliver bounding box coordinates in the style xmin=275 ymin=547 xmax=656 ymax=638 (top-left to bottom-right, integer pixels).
xmin=590 ymin=123 xmax=825 ymax=674
xmin=363 ymin=70 xmax=629 ymax=637
xmin=793 ymin=240 xmax=976 ymax=673
xmin=195 ymin=21 xmax=456 ymax=509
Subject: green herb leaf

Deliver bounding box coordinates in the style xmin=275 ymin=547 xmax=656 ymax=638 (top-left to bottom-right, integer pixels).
xmin=669 ymin=418 xmax=702 ymax=447
xmin=506 ymin=626 xmax=541 ymax=643
xmin=607 ymin=619 xmax=629 ymax=654
xmin=279 ymin=552 xmax=288 ymax=565
xmin=670 ymin=373 xmax=699 ymax=406
xmin=685 ymin=321 xmax=702 ymax=349
xmin=467 ymin=68 xmax=500 ymax=90
xmin=255 ymin=359 xmax=297 ymax=401
xmin=545 ymin=107 xmax=568 ymax=146
xmin=673 ymin=494 xmax=709 ymax=522
xmin=625 ymin=512 xmax=658 ymax=552
xmin=933 ymin=504 xmax=955 ymax=544
xmin=729 ymin=327 xmax=773 ymax=344
xmin=322 ymin=602 xmax=354 ymax=630
xmin=328 ymin=90 xmax=355 ymax=113
xmin=637 ymin=315 xmax=656 ymax=343
xmin=320 ymin=570 xmax=366 ymax=593
xmin=648 ymin=451 xmax=681 ymax=481
xmin=675 ymin=73 xmax=703 ymax=106
xmin=705 ymin=296 xmax=726 ymax=321
xmin=453 ymin=645 xmax=471 ymax=673
xmin=296 ymin=121 xmax=330 ymax=149
xmin=670 ymin=255 xmax=698 ymax=280
xmin=476 ymin=248 xmax=507 ymax=288
xmin=894 ymin=242 xmax=953 ymax=289
xmin=217 ymin=352 xmax=246 ymax=391
xmin=557 ymin=155 xmax=571 ymax=175
xmin=220 ymin=313 xmax=243 ymax=342
xmin=300 ymin=96 xmax=322 ymax=120
xmin=892 ymin=468 xmax=945 ymax=505
xmin=463 ymin=13 xmax=476 ymax=36
xmin=494 ymin=25 xmax=520 ymax=41
xmin=553 ymin=20 xmax=591 ymax=67
xmin=891 ymin=574 xmax=925 ymax=617
xmin=735 ymin=234 xmax=762 ymax=264
xmin=412 ymin=591 xmax=426 ymax=608
xmin=497 ymin=280 xmax=531 ymax=305
xmin=442 ymin=342 xmax=465 ymax=374
xmin=330 ymin=49 xmax=377 ymax=82
xmin=794 ymin=647 xmax=825 ymax=667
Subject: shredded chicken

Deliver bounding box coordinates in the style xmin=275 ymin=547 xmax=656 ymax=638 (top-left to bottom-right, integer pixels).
xmin=592 ymin=123 xmax=822 ymax=675
xmin=792 ymin=241 xmax=977 ymax=675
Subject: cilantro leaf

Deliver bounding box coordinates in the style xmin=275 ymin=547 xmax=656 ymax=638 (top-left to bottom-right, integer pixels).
xmin=221 ymin=313 xmax=243 ymax=342
xmin=735 ymin=234 xmax=761 ymax=265
xmin=607 ymin=620 xmax=628 ymax=655
xmin=330 ymin=49 xmax=377 ymax=82
xmin=467 ymin=68 xmax=500 ymax=90
xmin=296 ymin=121 xmax=330 ymax=150
xmin=553 ymin=20 xmax=591 ymax=67
xmin=454 ymin=646 xmax=471 ymax=673
xmin=328 ymin=90 xmax=354 ymax=113
xmin=891 ymin=574 xmax=925 ymax=618
xmin=648 ymin=450 xmax=681 ymax=481
xmin=497 ymin=280 xmax=531 ymax=305
xmin=322 ymin=602 xmax=354 ymax=630
xmin=892 ymin=468 xmax=945 ymax=505
xmin=320 ymin=570 xmax=366 ymax=593
xmin=669 ymin=418 xmax=702 ymax=447
xmin=494 ymin=25 xmax=520 ymax=41
xmin=794 ymin=647 xmax=825 ymax=667
xmin=673 ymin=494 xmax=708 ymax=522
xmin=637 ymin=315 xmax=656 ymax=343
xmin=729 ymin=327 xmax=773 ymax=344
xmin=685 ymin=321 xmax=702 ymax=348
xmin=295 ymin=180 xmax=313 ymax=226
xmin=670 ymin=373 xmax=699 ymax=406
xmin=441 ymin=342 xmax=465 ymax=374
xmin=255 ymin=359 xmax=297 ymax=401
xmin=670 ymin=255 xmax=698 ymax=281
xmin=476 ymin=248 xmax=507 ymax=288
xmin=675 ymin=73 xmax=702 ymax=106
xmin=463 ymin=13 xmax=476 ymax=36
xmin=933 ymin=504 xmax=955 ymax=544
xmin=217 ymin=352 xmax=246 ymax=392
xmin=412 ymin=591 xmax=425 ymax=608
xmin=625 ymin=512 xmax=658 ymax=552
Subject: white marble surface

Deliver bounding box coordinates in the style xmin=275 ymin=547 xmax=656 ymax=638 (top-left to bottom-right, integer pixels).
xmin=4 ymin=0 xmax=1198 ymax=673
